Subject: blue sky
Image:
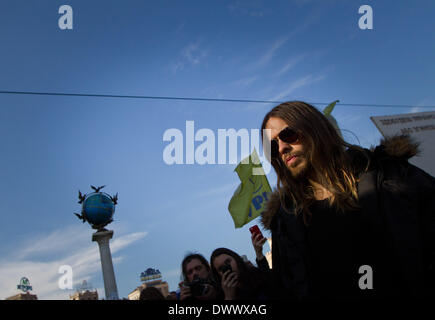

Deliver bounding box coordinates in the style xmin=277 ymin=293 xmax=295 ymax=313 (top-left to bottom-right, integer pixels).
xmin=0 ymin=0 xmax=434 ymax=299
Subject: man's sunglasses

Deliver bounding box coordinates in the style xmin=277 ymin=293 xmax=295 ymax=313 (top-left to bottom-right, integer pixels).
xmin=270 ymin=127 xmax=299 ymax=158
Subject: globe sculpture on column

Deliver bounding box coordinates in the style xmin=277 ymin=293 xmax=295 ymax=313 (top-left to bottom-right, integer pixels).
xmin=74 ymin=185 xmax=118 ymax=230
xmin=74 ymin=185 xmax=119 ymax=300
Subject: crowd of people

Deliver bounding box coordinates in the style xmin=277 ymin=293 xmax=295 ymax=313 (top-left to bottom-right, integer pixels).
xmin=139 ymin=101 xmax=434 ymax=300
xmin=139 ymin=232 xmax=274 ymax=300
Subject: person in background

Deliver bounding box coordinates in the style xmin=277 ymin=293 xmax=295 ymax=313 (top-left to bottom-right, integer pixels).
xmin=210 ymin=247 xmax=275 ymax=300
xmin=179 ymin=253 xmax=219 ymax=300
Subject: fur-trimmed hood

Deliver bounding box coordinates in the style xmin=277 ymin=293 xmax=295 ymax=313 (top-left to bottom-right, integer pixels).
xmin=260 ymin=135 xmax=420 ymax=230
xmin=372 ymin=135 xmax=419 ymax=160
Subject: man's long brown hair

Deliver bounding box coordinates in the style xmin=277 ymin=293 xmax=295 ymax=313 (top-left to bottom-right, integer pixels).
xmin=261 ymin=101 xmax=365 ymax=225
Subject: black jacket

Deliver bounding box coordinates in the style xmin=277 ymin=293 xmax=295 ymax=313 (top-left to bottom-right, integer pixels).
xmin=261 ymin=136 xmax=435 ymax=299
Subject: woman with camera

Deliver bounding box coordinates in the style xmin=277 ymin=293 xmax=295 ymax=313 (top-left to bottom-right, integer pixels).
xmin=210 ymin=248 xmax=276 ymax=300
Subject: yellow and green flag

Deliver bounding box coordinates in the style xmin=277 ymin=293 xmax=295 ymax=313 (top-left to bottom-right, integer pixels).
xmin=228 ymin=149 xmax=272 ymax=228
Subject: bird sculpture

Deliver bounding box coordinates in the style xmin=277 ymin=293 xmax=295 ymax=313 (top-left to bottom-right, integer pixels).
xmin=91 ymin=185 xmax=106 ymax=193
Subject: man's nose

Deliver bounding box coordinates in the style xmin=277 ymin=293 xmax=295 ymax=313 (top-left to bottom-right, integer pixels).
xmin=278 ymin=139 xmax=291 ymax=155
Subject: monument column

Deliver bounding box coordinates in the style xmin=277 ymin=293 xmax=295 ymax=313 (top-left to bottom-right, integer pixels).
xmin=92 ymin=230 xmax=119 ymax=300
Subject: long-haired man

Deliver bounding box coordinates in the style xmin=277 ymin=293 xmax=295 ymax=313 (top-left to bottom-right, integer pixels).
xmin=260 ymin=101 xmax=435 ymax=299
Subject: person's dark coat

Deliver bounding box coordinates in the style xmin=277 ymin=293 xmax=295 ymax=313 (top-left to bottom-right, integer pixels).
xmin=234 ymin=266 xmax=276 ymax=300
xmin=261 ymin=135 xmax=435 ymax=299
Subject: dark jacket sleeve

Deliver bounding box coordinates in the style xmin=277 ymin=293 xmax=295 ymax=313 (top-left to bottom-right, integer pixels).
xmin=256 ymin=256 xmax=270 ymax=271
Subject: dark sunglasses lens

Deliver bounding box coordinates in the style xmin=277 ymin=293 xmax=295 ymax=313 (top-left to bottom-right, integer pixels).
xmin=279 ymin=128 xmax=298 ymax=143
xmin=271 ymin=140 xmax=279 ymax=158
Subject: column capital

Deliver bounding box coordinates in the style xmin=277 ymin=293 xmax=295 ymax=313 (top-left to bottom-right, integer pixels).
xmin=92 ymin=230 xmax=114 ymax=243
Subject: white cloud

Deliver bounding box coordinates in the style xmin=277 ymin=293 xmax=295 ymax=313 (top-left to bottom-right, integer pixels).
xmin=228 ymin=1 xmax=265 ymax=17
xmin=194 ymin=183 xmax=239 ymax=199
xmin=251 ymin=37 xmax=289 ymax=70
xmin=248 ymin=12 xmax=321 ymax=71
xmin=232 ymin=75 xmax=259 ymax=87
xmin=408 ymin=98 xmax=435 ymax=114
xmin=269 ymin=74 xmax=326 ymax=102
xmin=171 ymin=42 xmax=208 ymax=73
xmin=0 ymin=225 xmax=147 ymax=300
xmin=11 ymin=225 xmax=90 ymax=260
xmin=162 ymin=268 xmax=181 ymax=280
xmin=409 ymin=106 xmax=425 ymax=114
xmin=182 ymin=43 xmax=207 ymax=65
xmin=241 ymin=74 xmax=326 ymax=112
xmin=275 ymin=54 xmax=306 ymax=77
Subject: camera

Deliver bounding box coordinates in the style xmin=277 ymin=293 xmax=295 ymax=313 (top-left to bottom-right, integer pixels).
xmin=219 ymin=263 xmax=232 ymax=274
xmin=185 ymin=278 xmax=209 ymax=297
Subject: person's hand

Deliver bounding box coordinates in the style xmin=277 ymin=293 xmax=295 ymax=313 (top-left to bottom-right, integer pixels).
xmin=196 ymin=284 xmax=217 ymax=300
xmin=221 ymin=270 xmax=238 ymax=300
xmin=179 ymin=281 xmax=191 ymax=300
xmin=251 ymin=233 xmax=267 ymax=260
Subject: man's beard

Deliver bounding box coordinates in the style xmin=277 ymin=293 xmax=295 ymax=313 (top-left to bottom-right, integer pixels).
xmin=283 ymin=154 xmax=311 ymax=180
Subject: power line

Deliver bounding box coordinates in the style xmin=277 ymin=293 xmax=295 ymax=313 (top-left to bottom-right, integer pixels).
xmin=0 ymin=90 xmax=434 ymax=109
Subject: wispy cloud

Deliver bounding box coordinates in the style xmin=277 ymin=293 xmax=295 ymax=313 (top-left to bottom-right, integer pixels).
xmin=248 ymin=10 xmax=322 ymax=71
xmin=171 ymin=42 xmax=208 ymax=73
xmin=0 ymin=225 xmax=147 ymax=300
xmin=195 ymin=183 xmax=239 ymax=199
xmin=162 ymin=268 xmax=181 ymax=280
xmin=182 ymin=43 xmax=207 ymax=65
xmin=410 ymin=106 xmax=425 ymax=113
xmin=408 ymin=98 xmax=435 ymax=114
xmin=232 ymin=75 xmax=259 ymax=87
xmin=228 ymin=1 xmax=265 ymax=17
xmin=251 ymin=37 xmax=289 ymax=70
xmin=269 ymin=74 xmax=326 ymax=102
xmin=275 ymin=54 xmax=306 ymax=77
